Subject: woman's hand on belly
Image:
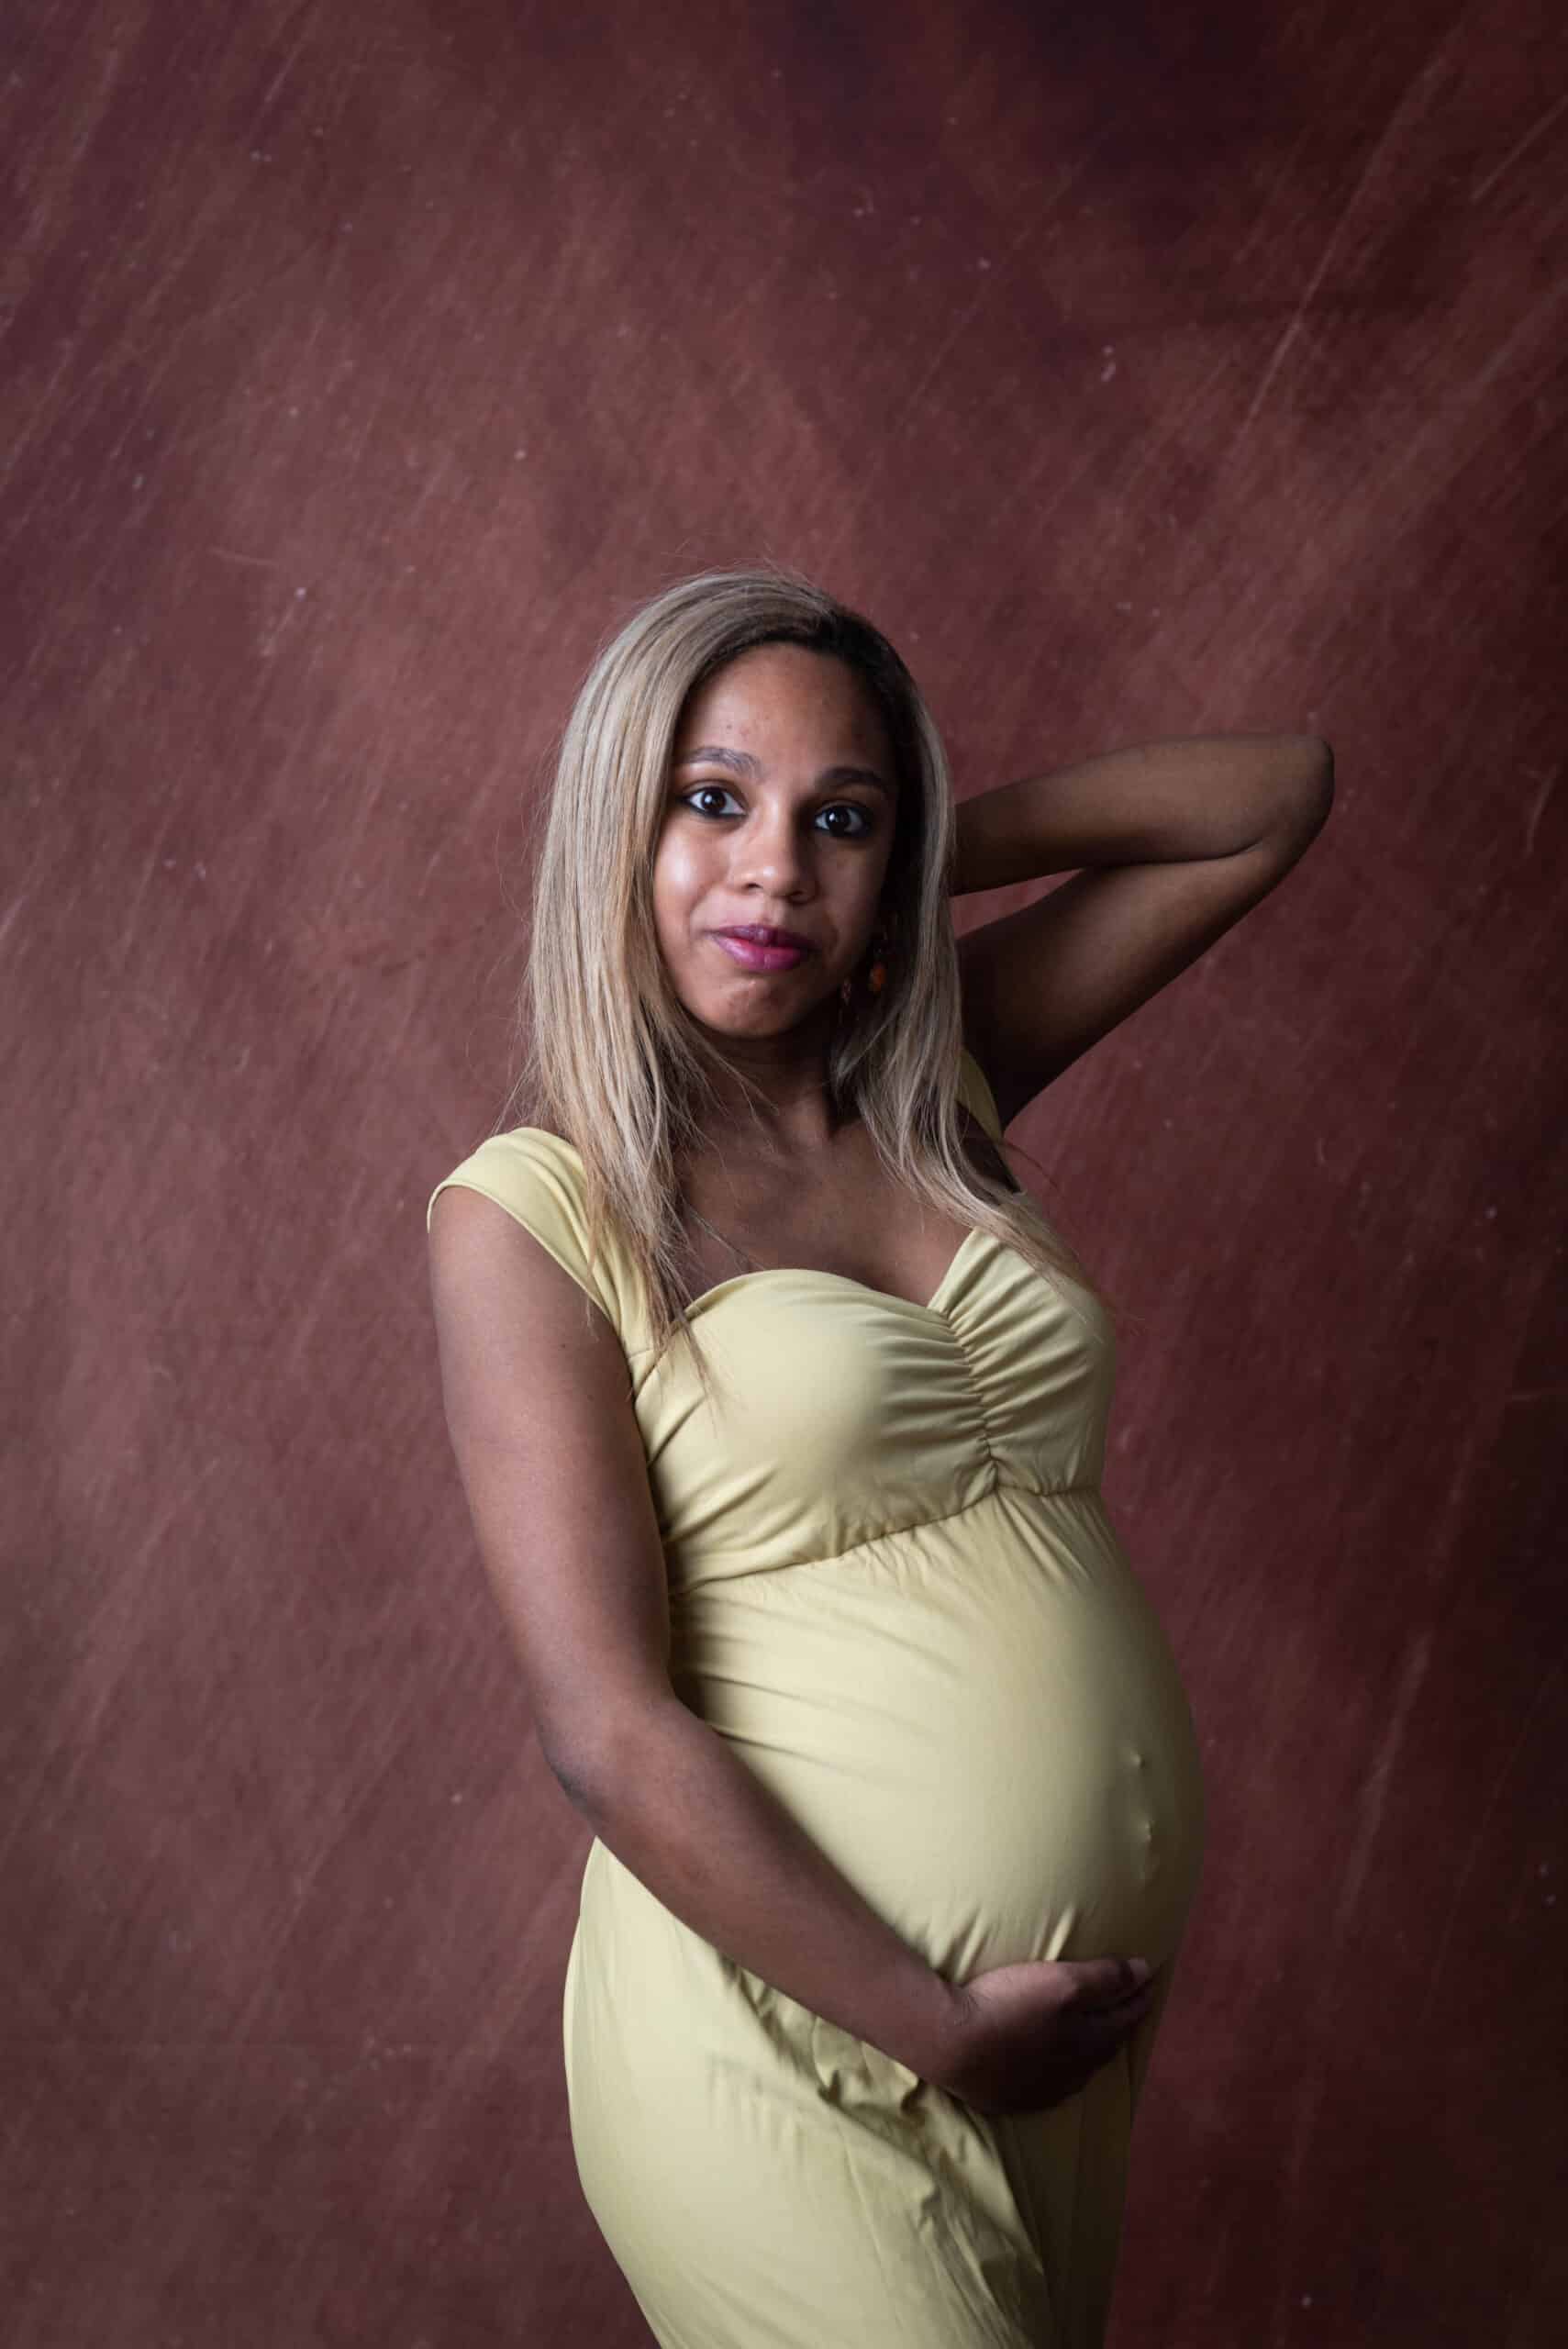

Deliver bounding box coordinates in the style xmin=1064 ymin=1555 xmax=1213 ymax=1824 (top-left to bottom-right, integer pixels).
xmin=930 ymin=1953 xmax=1160 ymax=2118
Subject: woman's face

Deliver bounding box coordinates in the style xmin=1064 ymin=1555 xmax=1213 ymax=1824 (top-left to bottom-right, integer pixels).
xmin=652 ymin=643 xmax=899 ymax=1041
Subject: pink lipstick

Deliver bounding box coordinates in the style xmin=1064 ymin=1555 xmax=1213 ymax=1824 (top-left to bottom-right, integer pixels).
xmin=712 ymin=929 xmax=812 ymax=973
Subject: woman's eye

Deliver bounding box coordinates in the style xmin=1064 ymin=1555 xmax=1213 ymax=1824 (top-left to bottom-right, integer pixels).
xmin=679 ymin=787 xmax=873 ymax=838
xmin=817 ymin=803 xmax=873 ymax=839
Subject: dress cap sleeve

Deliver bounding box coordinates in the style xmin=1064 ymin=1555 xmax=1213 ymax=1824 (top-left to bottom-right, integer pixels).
xmin=427 ymin=1128 xmax=632 ymax=1340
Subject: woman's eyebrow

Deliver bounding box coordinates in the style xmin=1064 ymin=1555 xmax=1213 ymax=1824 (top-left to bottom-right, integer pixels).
xmin=673 ymin=745 xmax=894 ymax=795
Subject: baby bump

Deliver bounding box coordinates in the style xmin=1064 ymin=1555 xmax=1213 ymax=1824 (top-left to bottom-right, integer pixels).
xmin=666 ymin=1486 xmax=1207 ymax=1985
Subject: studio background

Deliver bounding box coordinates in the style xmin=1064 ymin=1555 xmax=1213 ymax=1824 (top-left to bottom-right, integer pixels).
xmin=5 ymin=3 xmax=1563 ymax=2343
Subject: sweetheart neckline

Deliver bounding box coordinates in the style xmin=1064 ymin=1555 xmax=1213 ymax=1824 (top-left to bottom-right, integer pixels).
xmin=471 ymin=1131 xmax=1109 ymax=1361
xmin=516 ymin=1125 xmax=1000 ymax=1321
xmin=676 ymin=1222 xmax=993 ymax=1323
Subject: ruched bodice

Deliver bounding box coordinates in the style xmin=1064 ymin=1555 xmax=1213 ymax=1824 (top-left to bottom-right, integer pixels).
xmin=427 ymin=1050 xmax=1206 ymax=2348
xmin=639 ymin=1226 xmax=1111 ymax=1581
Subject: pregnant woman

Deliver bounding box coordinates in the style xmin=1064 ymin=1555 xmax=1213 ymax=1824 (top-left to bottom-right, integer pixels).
xmin=426 ymin=565 xmax=1333 ymax=2346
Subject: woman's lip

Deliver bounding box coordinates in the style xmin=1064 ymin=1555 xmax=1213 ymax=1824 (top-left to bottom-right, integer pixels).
xmin=711 ymin=931 xmax=812 ymax=973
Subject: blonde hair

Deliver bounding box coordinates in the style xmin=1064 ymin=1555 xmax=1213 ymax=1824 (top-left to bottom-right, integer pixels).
xmin=499 ymin=562 xmax=1113 ymax=1395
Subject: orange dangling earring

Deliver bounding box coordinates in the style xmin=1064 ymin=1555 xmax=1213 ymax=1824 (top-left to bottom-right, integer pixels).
xmin=841 ymin=919 xmax=893 ymax=1008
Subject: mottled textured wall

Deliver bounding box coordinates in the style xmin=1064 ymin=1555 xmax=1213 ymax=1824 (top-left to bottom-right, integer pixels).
xmin=6 ymin=2 xmax=1563 ymax=2343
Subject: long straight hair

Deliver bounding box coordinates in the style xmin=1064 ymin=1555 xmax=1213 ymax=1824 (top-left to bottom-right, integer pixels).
xmin=499 ymin=562 xmax=1112 ymax=1396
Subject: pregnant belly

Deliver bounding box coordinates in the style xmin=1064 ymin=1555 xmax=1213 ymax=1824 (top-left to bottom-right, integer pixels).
xmin=666 ymin=1486 xmax=1207 ymax=1983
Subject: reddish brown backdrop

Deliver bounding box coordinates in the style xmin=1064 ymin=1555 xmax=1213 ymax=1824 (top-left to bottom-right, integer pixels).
xmin=6 ymin=3 xmax=1564 ymax=2343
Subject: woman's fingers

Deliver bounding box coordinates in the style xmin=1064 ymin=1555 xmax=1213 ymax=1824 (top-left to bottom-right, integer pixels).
xmin=1065 ymin=1955 xmax=1154 ymax=2009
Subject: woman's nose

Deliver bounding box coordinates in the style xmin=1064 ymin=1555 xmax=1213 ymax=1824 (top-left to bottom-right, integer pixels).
xmin=733 ymin=807 xmax=812 ymax=890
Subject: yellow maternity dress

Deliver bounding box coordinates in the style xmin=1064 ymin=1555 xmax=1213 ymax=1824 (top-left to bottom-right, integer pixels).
xmin=427 ymin=1050 xmax=1207 ymax=2347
